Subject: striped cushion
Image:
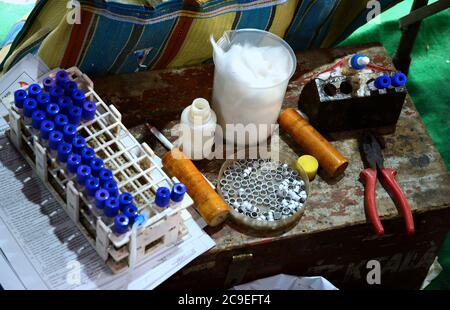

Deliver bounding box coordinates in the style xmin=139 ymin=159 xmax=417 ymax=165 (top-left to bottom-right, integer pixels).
xmin=0 ymin=0 xmax=401 ymax=76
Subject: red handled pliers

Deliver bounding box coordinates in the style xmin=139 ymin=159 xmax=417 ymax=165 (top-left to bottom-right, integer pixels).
xmin=359 ymin=133 xmax=415 ymax=236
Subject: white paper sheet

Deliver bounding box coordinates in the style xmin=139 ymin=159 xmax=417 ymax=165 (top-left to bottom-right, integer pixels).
xmin=0 ymin=54 xmax=215 ymax=290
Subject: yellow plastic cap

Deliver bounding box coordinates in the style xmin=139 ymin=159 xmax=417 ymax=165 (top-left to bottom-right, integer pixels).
xmin=296 ymin=155 xmax=319 ymax=181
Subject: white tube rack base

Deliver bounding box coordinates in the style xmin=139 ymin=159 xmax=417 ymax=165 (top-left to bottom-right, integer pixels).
xmin=5 ymin=67 xmax=193 ymax=273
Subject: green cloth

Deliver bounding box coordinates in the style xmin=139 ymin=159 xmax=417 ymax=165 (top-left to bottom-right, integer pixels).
xmin=340 ymin=0 xmax=450 ymax=290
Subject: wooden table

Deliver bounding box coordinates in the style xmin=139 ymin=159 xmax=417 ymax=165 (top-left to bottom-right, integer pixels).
xmin=94 ymin=43 xmax=450 ymax=289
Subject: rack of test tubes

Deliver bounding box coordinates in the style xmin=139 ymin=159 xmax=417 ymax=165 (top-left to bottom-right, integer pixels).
xmin=6 ymin=67 xmax=194 ymax=273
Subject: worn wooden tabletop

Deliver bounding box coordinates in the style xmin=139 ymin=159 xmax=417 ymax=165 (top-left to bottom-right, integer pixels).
xmin=94 ymin=43 xmax=450 ymax=252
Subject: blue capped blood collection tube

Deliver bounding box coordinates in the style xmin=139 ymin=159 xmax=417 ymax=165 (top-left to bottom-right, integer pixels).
xmin=123 ymin=204 xmax=138 ymax=226
xmin=49 ymin=86 xmax=64 ymax=103
xmin=103 ymin=197 xmax=120 ymax=225
xmin=82 ymin=101 xmax=96 ymax=121
xmin=391 ymin=72 xmax=407 ymax=88
xmin=36 ymin=93 xmax=50 ymax=111
xmin=57 ymin=142 xmax=72 ymax=168
xmin=93 ymin=189 xmax=110 ymax=217
xmin=119 ymin=192 xmax=133 ymax=212
xmin=48 ymin=130 xmax=64 ymax=158
xmin=42 ymin=77 xmax=55 ymax=92
xmin=63 ymin=124 xmax=77 ymax=143
xmin=72 ymin=90 xmax=86 ymax=107
xmin=68 ymin=106 xmax=82 ymax=126
xmin=374 ymin=75 xmax=391 ymax=89
xmin=54 ymin=114 xmax=69 ymax=132
xmin=85 ymin=177 xmax=100 ymax=201
xmin=170 ymin=183 xmax=187 ymax=209
xmin=114 ymin=214 xmax=130 ymax=235
xmin=14 ymin=89 xmax=27 ymax=109
xmin=46 ymin=103 xmax=60 ymax=121
xmin=31 ymin=110 xmax=46 ymax=135
xmin=155 ymin=187 xmax=170 ymax=211
xmin=67 ymin=153 xmax=81 ymax=179
xmin=71 ymin=135 xmax=86 ymax=154
xmin=103 ymin=180 xmax=119 ymax=198
xmin=76 ymin=165 xmax=91 ymax=190
xmin=81 ymin=147 xmax=95 ymax=165
xmin=98 ymin=169 xmax=113 ymax=186
xmin=39 ymin=120 xmax=54 ymax=146
xmin=28 ymin=83 xmax=42 ymax=99
xmin=55 ymin=70 xmax=69 ymax=88
xmin=23 ymin=98 xmax=38 ymax=125
xmin=57 ymin=96 xmax=73 ymax=115
xmin=64 ymin=81 xmax=78 ymax=97
xmin=90 ymin=157 xmax=104 ymax=178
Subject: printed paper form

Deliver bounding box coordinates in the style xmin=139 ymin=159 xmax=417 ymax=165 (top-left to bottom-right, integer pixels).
xmin=0 ymin=54 xmax=214 ymax=289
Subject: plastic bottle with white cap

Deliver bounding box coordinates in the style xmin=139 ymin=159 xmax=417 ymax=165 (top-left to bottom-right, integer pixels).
xmin=179 ymin=98 xmax=217 ymax=160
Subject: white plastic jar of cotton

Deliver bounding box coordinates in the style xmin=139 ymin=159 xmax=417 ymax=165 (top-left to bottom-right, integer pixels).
xmin=211 ymin=29 xmax=297 ymax=146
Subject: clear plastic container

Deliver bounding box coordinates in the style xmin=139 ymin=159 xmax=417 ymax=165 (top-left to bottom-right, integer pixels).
xmin=211 ymin=29 xmax=297 ymax=146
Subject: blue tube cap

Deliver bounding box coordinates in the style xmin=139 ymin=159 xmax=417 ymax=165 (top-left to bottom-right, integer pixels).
xmin=114 ymin=214 xmax=129 ymax=235
xmin=85 ymin=177 xmax=100 ymax=197
xmin=57 ymin=96 xmax=73 ymax=114
xmin=68 ymin=106 xmax=82 ymax=125
xmin=104 ymin=197 xmax=120 ymax=218
xmin=36 ymin=93 xmax=50 ymax=111
xmin=374 ymin=75 xmax=391 ymax=89
xmin=46 ymin=103 xmax=60 ymax=120
xmin=95 ymin=189 xmax=110 ymax=210
xmin=82 ymin=101 xmax=96 ymax=121
xmin=54 ymin=114 xmax=69 ymax=132
xmin=23 ymin=98 xmax=38 ymax=118
xmin=76 ymin=165 xmax=91 ymax=186
xmin=123 ymin=204 xmax=138 ymax=225
xmin=134 ymin=214 xmax=145 ymax=226
xmin=155 ymin=187 xmax=171 ymax=208
xmin=49 ymin=86 xmax=64 ymax=102
xmin=64 ymin=81 xmax=78 ymax=97
xmin=171 ymin=183 xmax=187 ymax=203
xmin=81 ymin=147 xmax=95 ymax=165
xmin=67 ymin=153 xmax=81 ymax=174
xmin=32 ymin=110 xmax=46 ymax=130
xmin=40 ymin=120 xmax=54 ymax=140
xmin=90 ymin=157 xmax=104 ymax=177
xmin=72 ymin=135 xmax=86 ymax=154
xmin=99 ymin=168 xmax=113 ymax=185
xmin=42 ymin=77 xmax=55 ymax=92
xmin=48 ymin=130 xmax=63 ymax=151
xmin=28 ymin=83 xmax=42 ymax=99
xmin=63 ymin=124 xmax=77 ymax=143
xmin=350 ymin=54 xmax=369 ymax=70
xmin=14 ymin=89 xmax=27 ymax=109
xmin=119 ymin=192 xmax=133 ymax=211
xmin=391 ymin=72 xmax=407 ymax=87
xmin=57 ymin=142 xmax=72 ymax=163
xmin=72 ymin=90 xmax=86 ymax=107
xmin=103 ymin=180 xmax=119 ymax=198
xmin=55 ymin=70 xmax=69 ymax=87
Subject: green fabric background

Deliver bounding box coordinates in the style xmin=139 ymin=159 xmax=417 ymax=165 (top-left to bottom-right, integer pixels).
xmin=0 ymin=0 xmax=448 ymax=289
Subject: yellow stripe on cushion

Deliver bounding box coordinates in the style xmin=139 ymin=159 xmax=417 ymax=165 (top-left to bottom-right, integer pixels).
xmin=268 ymin=0 xmax=300 ymax=38
xmin=320 ymin=0 xmax=367 ymax=48
xmin=168 ymin=11 xmax=236 ymax=68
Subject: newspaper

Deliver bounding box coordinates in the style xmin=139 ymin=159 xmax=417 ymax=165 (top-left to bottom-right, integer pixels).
xmin=0 ymin=54 xmax=214 ymax=290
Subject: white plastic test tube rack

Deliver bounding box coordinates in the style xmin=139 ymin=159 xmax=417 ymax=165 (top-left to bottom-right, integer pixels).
xmin=6 ymin=67 xmax=193 ymax=273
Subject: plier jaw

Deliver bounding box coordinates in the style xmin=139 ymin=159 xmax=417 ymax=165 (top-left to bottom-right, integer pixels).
xmin=359 ymin=133 xmax=415 ymax=236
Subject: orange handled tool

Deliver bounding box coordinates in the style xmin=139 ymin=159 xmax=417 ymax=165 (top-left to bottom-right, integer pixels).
xmin=149 ymin=125 xmax=229 ymax=227
xmin=359 ymin=133 xmax=415 ymax=236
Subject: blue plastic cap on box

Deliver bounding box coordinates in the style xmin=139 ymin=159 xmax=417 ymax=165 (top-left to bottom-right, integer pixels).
xmin=374 ymin=75 xmax=391 ymax=89
xmin=28 ymin=83 xmax=42 ymax=99
xmin=103 ymin=180 xmax=119 ymax=198
xmin=63 ymin=124 xmax=77 ymax=143
xmin=82 ymin=101 xmax=96 ymax=121
xmin=57 ymin=96 xmax=73 ymax=114
xmin=90 ymin=157 xmax=104 ymax=177
xmin=155 ymin=187 xmax=171 ymax=208
xmin=32 ymin=110 xmax=46 ymax=130
xmin=72 ymin=135 xmax=86 ymax=154
xmin=95 ymin=189 xmax=110 ymax=210
xmin=114 ymin=214 xmax=129 ymax=235
xmin=42 ymin=77 xmax=55 ymax=92
xmin=40 ymin=120 xmax=55 ymax=140
xmin=23 ymin=98 xmax=38 ymax=118
xmin=104 ymin=197 xmax=120 ymax=218
xmin=46 ymin=103 xmax=60 ymax=120
xmin=14 ymin=89 xmax=27 ymax=108
xmin=54 ymin=114 xmax=69 ymax=131
xmin=68 ymin=106 xmax=82 ymax=125
xmin=81 ymin=147 xmax=95 ymax=165
xmin=36 ymin=93 xmax=50 ymax=111
xmin=85 ymin=177 xmax=100 ymax=197
xmin=67 ymin=153 xmax=81 ymax=174
xmin=48 ymin=130 xmax=63 ymax=151
xmin=76 ymin=165 xmax=91 ymax=186
xmin=99 ymin=169 xmax=113 ymax=185
xmin=134 ymin=214 xmax=145 ymax=227
xmin=123 ymin=204 xmax=138 ymax=225
xmin=391 ymin=72 xmax=407 ymax=87
xmin=170 ymin=183 xmax=187 ymax=203
xmin=49 ymin=86 xmax=64 ymax=102
xmin=57 ymin=142 xmax=72 ymax=163
xmin=119 ymin=192 xmax=133 ymax=211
